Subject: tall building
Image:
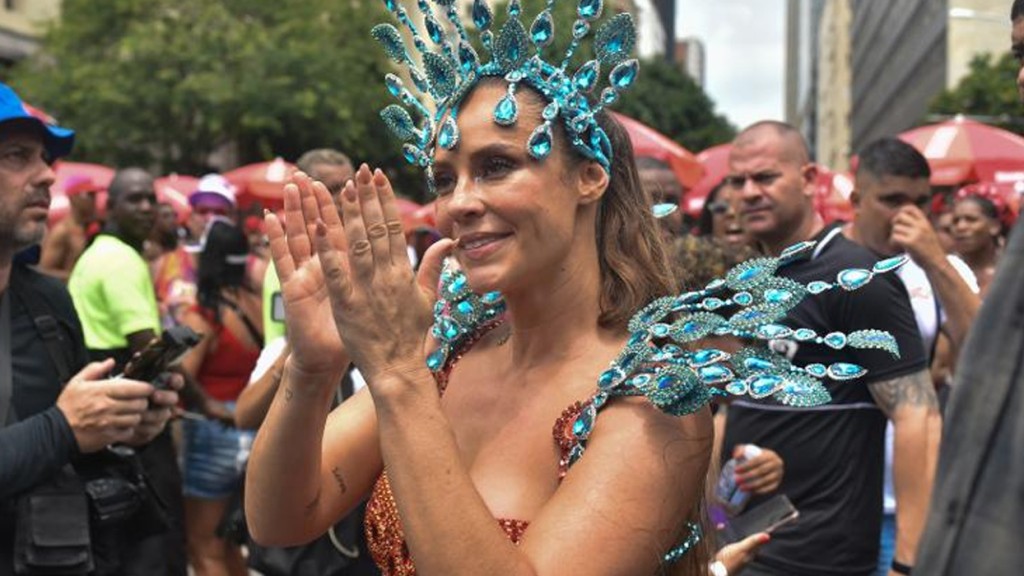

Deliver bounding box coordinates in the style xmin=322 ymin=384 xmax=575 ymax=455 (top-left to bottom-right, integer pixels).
xmin=674 ymin=38 xmax=706 ymax=87
xmin=850 ymin=0 xmax=948 ymax=153
xmin=816 ymin=0 xmax=853 ymax=172
xmin=785 ymin=0 xmax=826 ymax=157
xmin=0 ymin=0 xmax=60 ymax=68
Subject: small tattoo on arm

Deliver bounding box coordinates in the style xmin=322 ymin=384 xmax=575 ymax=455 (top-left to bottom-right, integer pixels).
xmin=868 ymin=370 xmax=938 ymax=416
xmin=304 ymin=489 xmax=321 ymax=515
xmin=284 ymin=387 xmax=294 ymax=402
xmin=331 ymin=466 xmax=348 ymax=494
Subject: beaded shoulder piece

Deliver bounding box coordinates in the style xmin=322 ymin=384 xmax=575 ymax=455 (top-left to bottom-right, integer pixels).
xmin=425 ymin=242 xmax=908 ymax=565
xmin=373 ymin=0 xmax=638 ymax=190
xmin=427 ymin=241 xmax=908 ymax=410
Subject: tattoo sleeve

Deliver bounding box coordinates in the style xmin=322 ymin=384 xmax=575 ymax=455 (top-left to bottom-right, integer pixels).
xmin=867 ymin=369 xmax=938 ymax=417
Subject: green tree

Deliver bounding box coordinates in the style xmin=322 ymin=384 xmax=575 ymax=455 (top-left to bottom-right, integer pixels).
xmin=11 ymin=0 xmax=402 ymax=178
xmin=929 ymin=52 xmax=1024 ymax=133
xmin=616 ymin=58 xmax=735 ymax=152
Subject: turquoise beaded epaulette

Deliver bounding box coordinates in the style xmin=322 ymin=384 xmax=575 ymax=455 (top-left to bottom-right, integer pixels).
xmin=425 ymin=241 xmax=908 ymax=565
xmin=374 ymin=0 xmax=639 ymax=191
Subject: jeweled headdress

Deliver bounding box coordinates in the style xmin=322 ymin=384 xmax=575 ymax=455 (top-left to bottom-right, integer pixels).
xmin=373 ymin=0 xmax=639 ymax=190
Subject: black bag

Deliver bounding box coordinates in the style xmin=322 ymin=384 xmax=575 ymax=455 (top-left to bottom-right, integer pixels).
xmin=12 ymin=467 xmax=94 ymax=576
xmin=246 ymin=502 xmax=377 ymax=576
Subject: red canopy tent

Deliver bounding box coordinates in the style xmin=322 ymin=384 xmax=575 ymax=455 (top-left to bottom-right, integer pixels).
xmin=899 ymin=116 xmax=1024 ymax=186
xmin=224 ymin=158 xmax=297 ymax=210
xmin=48 ymin=161 xmax=114 ymax=223
xmin=154 ymin=174 xmax=199 ymax=223
xmin=688 ymin=144 xmax=731 ymax=219
xmin=610 ymin=112 xmax=705 ymax=192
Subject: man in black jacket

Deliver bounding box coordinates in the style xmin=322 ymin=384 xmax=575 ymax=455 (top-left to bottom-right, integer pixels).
xmin=0 ymin=81 xmax=179 ymax=575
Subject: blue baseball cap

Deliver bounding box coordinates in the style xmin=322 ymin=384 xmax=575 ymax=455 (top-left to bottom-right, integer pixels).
xmin=0 ymin=82 xmax=74 ymax=159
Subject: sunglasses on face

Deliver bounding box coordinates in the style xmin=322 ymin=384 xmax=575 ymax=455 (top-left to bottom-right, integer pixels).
xmin=724 ymin=171 xmax=783 ymax=190
xmin=707 ymin=201 xmax=730 ymax=215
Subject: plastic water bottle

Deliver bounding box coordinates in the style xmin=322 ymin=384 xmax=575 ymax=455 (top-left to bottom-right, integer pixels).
xmin=716 ymin=444 xmax=763 ymax=516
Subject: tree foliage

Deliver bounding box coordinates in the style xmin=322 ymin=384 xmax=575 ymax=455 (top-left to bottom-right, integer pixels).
xmin=616 ymin=58 xmax=735 ymax=152
xmin=11 ymin=0 xmax=402 ymax=178
xmin=929 ymin=52 xmax=1024 ymax=133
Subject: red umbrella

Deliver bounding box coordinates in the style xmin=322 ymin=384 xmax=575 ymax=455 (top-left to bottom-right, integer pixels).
xmin=154 ymin=174 xmax=199 ymax=223
xmin=48 ymin=161 xmax=114 ymax=223
xmin=687 ymin=143 xmax=731 ymax=219
xmin=224 ymin=158 xmax=296 ymax=210
xmin=899 ymin=116 xmax=1024 ymax=186
xmin=815 ymin=169 xmax=854 ymax=224
xmin=610 ymin=112 xmax=705 ymax=191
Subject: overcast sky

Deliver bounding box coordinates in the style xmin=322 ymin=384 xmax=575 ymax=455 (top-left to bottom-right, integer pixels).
xmin=676 ymin=0 xmax=787 ymax=130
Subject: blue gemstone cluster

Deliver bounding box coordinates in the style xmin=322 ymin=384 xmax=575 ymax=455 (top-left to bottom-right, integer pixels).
xmin=426 ymin=261 xmax=506 ymax=373
xmin=373 ymin=0 xmax=639 ymax=191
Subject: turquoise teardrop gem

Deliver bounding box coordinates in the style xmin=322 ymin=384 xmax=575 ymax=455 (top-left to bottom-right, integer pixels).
xmin=542 ymin=102 xmax=559 ymax=121
xmin=764 ymin=289 xmax=794 ymax=304
xmin=725 ymin=381 xmax=749 ymax=396
xmin=628 ymin=330 xmax=648 ymax=347
xmin=732 ymin=292 xmax=754 ymax=306
xmin=385 ymin=74 xmax=404 ymax=98
xmin=438 ymin=317 xmax=460 ymax=340
xmin=573 ymin=60 xmax=601 ymax=92
xmin=748 ymin=375 xmax=784 ymax=398
xmin=657 ymin=373 xmax=681 ymax=389
xmin=609 ymin=59 xmax=639 ymax=89
xmin=438 ymin=116 xmax=459 ymax=150
xmin=837 ymin=268 xmax=873 ymax=291
xmin=828 ymin=363 xmax=867 ymax=380
xmin=873 ymin=255 xmax=909 ymax=274
xmin=494 ymin=94 xmax=518 ymax=126
xmin=702 ymin=298 xmax=724 ymax=310
xmin=482 ymin=291 xmax=502 ymax=304
xmin=733 ymin=309 xmax=768 ymax=323
xmin=381 ymin=105 xmax=417 ymax=141
xmin=756 ymin=324 xmax=792 ymax=339
xmin=371 ymin=24 xmax=408 ymax=63
xmin=794 ymin=328 xmax=817 ymax=341
xmin=455 ymin=300 xmax=474 ymax=317
xmin=629 ymin=373 xmax=651 ymax=387
xmin=652 ymin=203 xmax=678 ymax=219
xmin=743 ymin=357 xmax=775 ymax=372
xmin=382 ymin=0 xmax=397 ymax=11
xmin=578 ymin=0 xmax=604 ymax=21
xmin=805 ymin=364 xmax=828 ymax=377
xmin=598 ymin=367 xmax=624 ymax=389
xmin=530 ymin=10 xmax=554 ymax=47
xmin=472 ymin=0 xmax=493 ymax=30
xmin=739 ymin=267 xmax=762 ymax=282
xmin=594 ymin=13 xmax=635 ymax=64
xmin=425 ymin=16 xmax=444 ymax=44
xmin=426 ymin=349 xmax=446 ymax=371
xmin=691 ymin=349 xmax=728 ymax=367
xmin=650 ymin=323 xmax=671 ymax=338
xmin=401 ymin=144 xmax=420 ymax=165
xmin=458 ymin=42 xmax=479 ymax=74
xmin=699 ymin=365 xmax=733 ymax=384
xmin=600 ymin=88 xmax=619 ymax=106
xmin=448 ymin=274 xmax=467 ymax=294
xmin=572 ymin=19 xmax=590 ymax=39
xmin=823 ymin=332 xmax=847 ymax=349
xmin=527 ymin=123 xmax=553 ymax=159
xmin=507 ymin=0 xmax=521 ymax=16
xmin=410 ymin=68 xmax=430 ymax=92
xmin=573 ymin=404 xmax=595 ymax=437
xmin=807 ymin=281 xmax=831 ymax=294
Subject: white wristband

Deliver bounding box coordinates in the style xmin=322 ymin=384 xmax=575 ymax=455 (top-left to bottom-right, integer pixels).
xmin=709 ymin=560 xmax=729 ymax=576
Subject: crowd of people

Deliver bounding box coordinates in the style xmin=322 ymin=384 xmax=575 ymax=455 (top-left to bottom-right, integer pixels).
xmin=4 ymin=1 xmax=1024 ymax=575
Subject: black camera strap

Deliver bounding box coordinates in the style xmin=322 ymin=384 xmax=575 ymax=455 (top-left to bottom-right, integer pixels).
xmin=1 ymin=288 xmax=13 ymax=427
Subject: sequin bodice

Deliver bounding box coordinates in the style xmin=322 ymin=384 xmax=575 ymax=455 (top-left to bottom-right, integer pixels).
xmin=363 ymin=320 xmax=593 ymax=575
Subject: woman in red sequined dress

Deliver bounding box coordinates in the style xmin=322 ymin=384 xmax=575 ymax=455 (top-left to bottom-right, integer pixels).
xmin=244 ymin=81 xmax=714 ymax=575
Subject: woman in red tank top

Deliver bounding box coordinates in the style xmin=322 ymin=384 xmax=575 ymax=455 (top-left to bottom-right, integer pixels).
xmin=179 ymin=219 xmax=263 ymax=576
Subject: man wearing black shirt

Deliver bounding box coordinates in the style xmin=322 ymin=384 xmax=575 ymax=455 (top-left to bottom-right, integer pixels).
xmin=0 ymin=82 xmax=179 ymax=575
xmin=718 ymin=121 xmax=939 ymax=576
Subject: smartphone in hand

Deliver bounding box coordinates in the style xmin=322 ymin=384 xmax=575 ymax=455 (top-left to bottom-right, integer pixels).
xmin=121 ymin=326 xmax=201 ymax=385
xmin=719 ymin=494 xmax=799 ymax=545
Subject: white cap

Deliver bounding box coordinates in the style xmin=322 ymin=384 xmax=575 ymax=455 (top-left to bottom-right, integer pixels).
xmin=190 ymin=173 xmax=237 ymax=208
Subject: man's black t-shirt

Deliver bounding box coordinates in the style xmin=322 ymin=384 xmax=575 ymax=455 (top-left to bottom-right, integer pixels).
xmin=722 ymin=226 xmax=927 ymax=576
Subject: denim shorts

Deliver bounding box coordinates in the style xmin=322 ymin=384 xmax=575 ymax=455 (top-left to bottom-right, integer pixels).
xmin=182 ymin=403 xmax=253 ymax=499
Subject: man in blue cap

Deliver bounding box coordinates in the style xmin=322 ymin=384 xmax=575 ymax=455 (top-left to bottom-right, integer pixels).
xmin=0 ymin=82 xmax=181 ymax=575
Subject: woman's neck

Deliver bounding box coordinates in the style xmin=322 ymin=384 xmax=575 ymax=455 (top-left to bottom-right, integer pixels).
xmin=499 ymin=240 xmax=619 ymax=369
xmin=963 ymin=243 xmax=998 ymax=273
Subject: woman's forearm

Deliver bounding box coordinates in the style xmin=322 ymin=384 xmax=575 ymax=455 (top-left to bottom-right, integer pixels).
xmin=235 ymin=351 xmax=288 ymax=430
xmin=245 ymin=359 xmax=341 ymax=546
